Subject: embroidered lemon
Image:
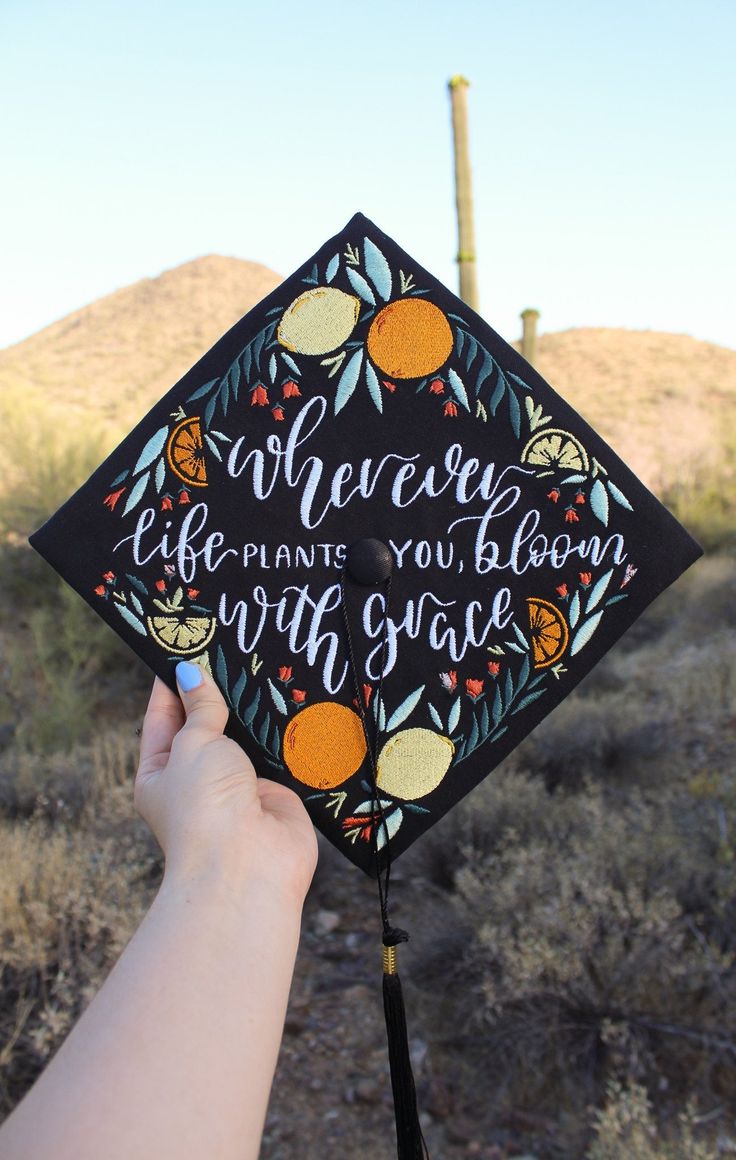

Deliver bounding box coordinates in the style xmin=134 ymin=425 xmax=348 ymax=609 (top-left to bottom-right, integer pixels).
xmin=166 ymin=416 xmax=207 ymax=487
xmin=526 ymin=597 xmax=569 ymax=668
xmin=376 ymin=728 xmax=454 ymax=801
xmin=520 ymin=429 xmax=589 ymax=473
xmin=283 ymin=701 xmax=367 ymax=790
xmin=367 ymin=298 xmax=453 ymax=379
xmin=277 ymin=288 xmax=360 ymax=356
xmin=146 ymin=614 xmax=217 ymax=656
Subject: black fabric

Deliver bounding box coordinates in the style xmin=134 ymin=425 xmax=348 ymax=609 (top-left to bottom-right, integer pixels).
xmin=30 ymin=213 xmax=702 ymax=874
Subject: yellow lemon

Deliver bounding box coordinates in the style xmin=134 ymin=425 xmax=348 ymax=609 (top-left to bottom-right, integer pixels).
xmin=283 ymin=701 xmax=367 ymax=790
xmin=277 ymin=287 xmax=360 ymax=356
xmin=146 ymin=615 xmax=216 ymax=656
xmin=376 ymin=728 xmax=454 ymax=801
xmin=367 ymin=298 xmax=453 ymax=379
xmin=520 ymin=429 xmax=589 ymax=473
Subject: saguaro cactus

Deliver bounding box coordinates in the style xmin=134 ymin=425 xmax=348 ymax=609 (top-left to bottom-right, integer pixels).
xmin=448 ymin=76 xmax=479 ymax=312
xmin=521 ymin=308 xmax=540 ymax=366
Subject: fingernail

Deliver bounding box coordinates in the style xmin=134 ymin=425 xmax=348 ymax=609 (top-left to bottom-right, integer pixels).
xmin=176 ymin=661 xmax=204 ymax=692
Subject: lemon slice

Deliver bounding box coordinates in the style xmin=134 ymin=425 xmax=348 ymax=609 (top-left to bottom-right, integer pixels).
xmin=146 ymin=614 xmax=217 ymax=655
xmin=520 ymin=429 xmax=589 ymax=473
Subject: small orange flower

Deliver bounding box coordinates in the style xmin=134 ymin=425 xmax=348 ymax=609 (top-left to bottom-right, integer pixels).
xmin=575 ymin=490 xmax=586 ymax=505
xmin=94 ymin=584 xmax=106 ymax=596
xmin=278 ymin=665 xmax=293 ymax=682
xmin=429 ymin=379 xmax=445 ymax=395
xmin=465 ymin=678 xmax=484 ymax=699
xmin=272 ymin=406 xmax=285 ymax=421
xmin=155 ymin=579 xmax=166 ymax=592
xmin=362 ymin=683 xmax=373 ymax=706
xmin=487 ymin=661 xmax=501 ymax=676
xmin=383 ymin=380 xmax=397 ymax=393
xmin=102 ymin=571 xmax=115 ymax=582
xmin=555 ymin=583 xmax=569 ymax=598
xmin=282 ymin=380 xmax=301 ymax=399
xmin=161 ymin=495 xmax=173 ymax=511
xmin=444 ymin=400 xmax=459 ymax=418
xmin=564 ymin=507 xmax=579 ymax=523
xmin=251 ymin=384 xmax=269 ymax=406
xmin=103 ymin=487 xmax=126 ymax=510
xmin=187 ymin=588 xmax=200 ymax=599
xmin=579 ymin=571 xmax=592 ymax=587
xmin=292 ymin=689 xmax=306 ymax=704
xmin=547 ymin=488 xmax=560 ymax=503
xmin=179 ymin=488 xmax=191 ymax=505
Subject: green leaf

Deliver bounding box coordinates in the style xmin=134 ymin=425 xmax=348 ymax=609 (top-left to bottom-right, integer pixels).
xmin=585 ymin=568 xmax=613 ymax=613
xmin=447 ymin=368 xmax=470 ymax=411
xmin=607 ymin=479 xmax=633 ymax=511
xmin=365 ymin=361 xmax=383 ymax=413
xmin=346 ymin=267 xmax=376 ymax=305
xmin=569 ymin=590 xmax=581 ymax=628
xmin=570 ymin=611 xmax=604 ymax=656
xmin=480 ymin=700 xmax=490 ymax=738
xmin=126 ymin=574 xmax=148 ymax=596
xmin=335 ymin=349 xmax=363 ymax=414
xmin=187 ymin=378 xmax=218 ymax=402
xmin=216 ymin=645 xmax=229 ymax=693
xmin=130 ymin=592 xmax=144 ymax=617
xmin=258 ymin=712 xmax=271 ymax=747
xmin=232 ymin=669 xmax=248 ymax=714
xmin=427 ymin=702 xmax=444 ymax=731
xmin=504 ymin=669 xmax=514 ymax=707
xmin=492 ymin=684 xmax=503 ymax=725
xmin=115 ymin=603 xmax=147 ymax=636
xmin=512 ymin=622 xmax=529 ymax=650
xmin=242 ymin=688 xmax=261 ymax=726
xmin=489 ymin=371 xmax=505 ymax=415
xmin=154 ymin=457 xmax=166 ymax=493
xmin=204 ymin=434 xmax=222 ymax=461
xmin=448 ymin=696 xmax=461 ymax=735
xmin=204 ymin=391 xmax=218 ymax=431
xmin=281 ymin=352 xmax=301 ymax=377
xmin=517 ymin=653 xmax=530 ymax=691
xmin=468 ymin=716 xmax=479 ymax=753
xmin=363 ymin=237 xmax=392 ymax=300
xmin=507 ymin=387 xmax=521 ymax=437
xmin=511 ymin=688 xmax=547 ymax=714
xmin=590 ymin=478 xmax=609 ymax=526
xmin=386 ymin=685 xmax=425 ymax=732
xmin=122 ymin=471 xmax=150 ymax=516
xmin=267 ymin=678 xmax=288 ymax=716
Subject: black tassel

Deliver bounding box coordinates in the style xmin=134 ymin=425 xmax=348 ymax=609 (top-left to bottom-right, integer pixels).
xmin=382 ymin=939 xmax=427 ymax=1160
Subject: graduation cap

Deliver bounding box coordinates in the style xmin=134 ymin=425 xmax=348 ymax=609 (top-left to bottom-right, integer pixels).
xmin=30 ymin=213 xmax=702 ymax=1158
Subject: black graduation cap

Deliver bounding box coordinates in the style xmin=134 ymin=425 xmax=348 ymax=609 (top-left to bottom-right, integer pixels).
xmin=30 ymin=212 xmax=702 ymax=1157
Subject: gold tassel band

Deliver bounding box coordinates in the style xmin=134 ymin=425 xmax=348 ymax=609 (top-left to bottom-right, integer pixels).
xmin=383 ymin=944 xmax=398 ymax=975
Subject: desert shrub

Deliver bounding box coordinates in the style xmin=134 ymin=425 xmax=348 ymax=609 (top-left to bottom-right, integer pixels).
xmin=661 ymin=432 xmax=736 ymax=554
xmin=587 ymin=1082 xmax=719 ymax=1160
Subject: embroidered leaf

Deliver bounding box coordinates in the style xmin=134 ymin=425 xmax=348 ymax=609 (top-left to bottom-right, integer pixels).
xmin=507 ymin=387 xmax=521 ymax=437
xmin=204 ymin=391 xmax=218 ymax=431
xmin=511 ymin=688 xmax=547 ymax=714
xmin=229 ymin=359 xmax=240 ymax=401
xmin=122 ymin=471 xmax=150 ymax=516
xmin=386 ymin=685 xmax=426 ymax=732
xmin=468 ymin=715 xmax=479 ymax=753
xmin=447 ymin=368 xmax=470 ymax=412
xmin=232 ymin=668 xmax=248 ymax=714
xmin=504 ymin=641 xmax=526 ymax=654
xmin=204 ymin=434 xmax=222 ymax=461
xmin=476 ymin=400 xmax=487 ymax=422
xmin=504 ymin=668 xmax=514 ymax=708
xmin=376 ymin=807 xmax=403 ymax=852
xmin=448 ymin=696 xmax=461 ymax=735
xmin=281 ymin=352 xmax=301 ymax=377
xmin=258 ymin=712 xmax=271 ymax=748
xmin=606 ymin=593 xmax=629 ymax=606
xmin=464 ymin=335 xmax=478 ymax=372
xmin=267 ymin=678 xmax=288 ymax=716
xmin=220 ymin=380 xmax=230 ymax=417
xmin=475 ymin=352 xmax=493 ymax=394
xmin=154 ymin=456 xmax=166 ymax=493
xmin=489 ymin=371 xmax=506 ymax=416
xmin=590 ymin=478 xmax=609 ymax=526
xmin=528 ymin=672 xmax=547 ymax=690
xmin=492 ymin=684 xmax=503 ymax=725
xmin=377 ymin=698 xmax=386 ymax=732
xmin=268 ymin=353 xmax=277 ymax=384
xmin=126 ymin=573 xmax=148 ymax=595
xmin=569 ymin=590 xmax=581 ymax=628
xmin=560 ymin=473 xmax=588 ymax=485
xmin=427 ymin=702 xmax=444 ymax=731
xmin=335 ymin=349 xmax=363 ymax=414
xmin=242 ymin=688 xmax=261 ymax=727
xmin=513 ymin=622 xmax=530 ymax=650
xmin=115 ymin=603 xmax=147 ymax=636
xmin=517 ymin=653 xmax=530 ymax=691
xmin=346 ymin=267 xmax=376 ymax=305
xmin=325 ymin=252 xmax=339 ymax=283
xmin=210 ymin=429 xmax=231 ymax=443
xmin=110 ymin=469 xmax=130 ymax=487
xmin=607 ymin=479 xmax=633 ymax=511
xmin=216 ymin=645 xmax=229 ymax=693
xmin=133 ymin=426 xmax=168 ymax=475
xmin=570 ymin=610 xmax=604 ymax=656
xmin=130 ymin=592 xmax=144 ymax=617
xmin=480 ymin=699 xmax=490 ymax=738
xmin=586 ymin=568 xmax=613 ymax=613
xmin=488 ymin=725 xmax=508 ymax=744
xmin=186 ymin=378 xmax=218 ymax=402
xmin=271 ymin=724 xmax=281 ymax=759
xmin=363 ymin=237 xmax=392 ymax=300
xmin=456 ymin=328 xmax=465 ymax=357
xmin=365 ymin=361 xmax=383 ymax=413
xmin=243 ymin=345 xmax=252 ymax=380
xmin=252 ymin=328 xmax=266 ymax=368
xmin=508 ymin=372 xmax=533 ymax=391
xmin=170 ymin=586 xmax=184 ymax=609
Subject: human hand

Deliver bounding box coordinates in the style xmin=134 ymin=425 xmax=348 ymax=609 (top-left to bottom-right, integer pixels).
xmin=135 ymin=663 xmax=318 ymax=902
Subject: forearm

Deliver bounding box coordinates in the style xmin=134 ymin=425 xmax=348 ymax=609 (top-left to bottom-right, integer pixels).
xmin=0 ymin=869 xmax=304 ymax=1160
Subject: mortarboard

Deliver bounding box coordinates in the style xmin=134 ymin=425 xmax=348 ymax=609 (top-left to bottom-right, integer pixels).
xmin=30 ymin=213 xmax=702 ymax=1157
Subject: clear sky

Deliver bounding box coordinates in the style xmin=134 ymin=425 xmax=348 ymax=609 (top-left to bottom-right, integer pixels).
xmin=2 ymin=0 xmax=734 ymax=351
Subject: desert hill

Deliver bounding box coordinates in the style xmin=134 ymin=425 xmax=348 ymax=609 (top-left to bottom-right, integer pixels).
xmin=1 ymin=255 xmax=733 ymax=492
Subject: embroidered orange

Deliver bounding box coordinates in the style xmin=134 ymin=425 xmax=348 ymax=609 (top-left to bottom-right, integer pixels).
xmin=526 ymin=598 xmax=569 ymax=668
xmin=277 ymin=287 xmax=360 ymax=356
xmin=520 ymin=429 xmax=589 ymax=473
xmin=166 ymin=416 xmax=207 ymax=487
xmin=376 ymin=728 xmax=454 ymax=801
xmin=146 ymin=613 xmax=217 ymax=655
xmin=283 ymin=701 xmax=367 ymax=790
xmin=367 ymin=298 xmax=453 ymax=379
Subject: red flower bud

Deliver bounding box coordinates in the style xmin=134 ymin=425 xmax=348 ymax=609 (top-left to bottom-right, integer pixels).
xmin=579 ymin=571 xmax=592 ymax=587
xmin=155 ymin=579 xmax=166 ymax=592
xmin=103 ymin=487 xmax=126 ymax=511
xmin=187 ymin=588 xmax=200 ymax=599
xmin=251 ymin=384 xmax=269 ymax=406
xmin=429 ymin=379 xmax=445 ymax=395
xmin=444 ymin=400 xmax=459 ymax=418
xmin=291 ymin=689 xmax=307 ymax=704
xmin=564 ymin=507 xmax=580 ymax=523
xmin=575 ymin=491 xmax=586 ymax=505
xmin=383 ymin=381 xmax=396 ymax=393
xmin=547 ymin=488 xmax=560 ymax=503
xmin=272 ymin=406 xmax=285 ymax=421
xmin=161 ymin=495 xmax=173 ymax=511
xmin=362 ymin=683 xmax=373 ymax=706
xmin=465 ymin=678 xmax=484 ymax=698
xmin=178 ymin=489 xmax=191 ymax=505
xmin=102 ymin=571 xmax=115 ymax=582
xmin=555 ymin=583 xmax=569 ymax=598
xmin=278 ymin=665 xmax=293 ymax=682
xmin=282 ymin=380 xmax=301 ymax=399
xmin=93 ymin=584 xmax=106 ymax=596
xmin=487 ymin=661 xmax=501 ymax=676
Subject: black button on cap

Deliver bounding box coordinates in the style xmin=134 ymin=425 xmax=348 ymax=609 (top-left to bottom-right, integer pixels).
xmin=346 ymin=539 xmax=393 ymax=585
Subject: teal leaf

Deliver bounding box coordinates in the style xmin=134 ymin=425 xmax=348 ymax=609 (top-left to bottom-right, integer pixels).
xmin=508 ymin=372 xmax=533 ymax=391
xmin=504 ymin=641 xmax=527 ymax=655
xmin=220 ymin=380 xmax=230 ymax=416
xmin=489 ymin=371 xmax=506 ymax=416
xmin=475 ymin=352 xmax=493 ymax=394
xmin=606 ymin=593 xmax=629 ymax=606
xmin=365 ymin=361 xmax=383 ymax=413
xmin=229 ymin=359 xmax=240 ymax=400
xmin=511 ymin=688 xmax=547 ymax=714
xmin=427 ymin=702 xmax=444 ymax=731
xmin=126 ymin=574 xmax=148 ymax=595
xmin=508 ymin=388 xmax=521 ymax=437
xmin=115 ymin=603 xmax=147 ymax=636
xmin=517 ymin=653 xmax=530 ymax=691
xmin=186 ymin=378 xmax=218 ymax=402
xmin=447 ymin=368 xmax=470 ymax=411
xmin=281 ymin=352 xmax=301 ymax=377
xmin=376 ymin=807 xmax=403 ymax=852
xmin=123 ymin=471 xmax=150 ymax=516
xmin=216 ymin=645 xmax=229 ymax=693
xmin=386 ymin=685 xmax=425 ymax=732
xmin=204 ymin=434 xmax=222 ymax=461
xmin=504 ymin=669 xmax=514 ymax=707
xmin=468 ymin=716 xmax=479 ymax=753
xmin=570 ymin=610 xmax=604 ymax=656
xmin=465 ymin=335 xmax=478 ymax=372
xmin=346 ymin=267 xmax=376 ymax=305
xmin=325 ymin=252 xmax=339 ymax=283
xmin=492 ymin=684 xmax=503 ymax=725
xmin=528 ymin=673 xmax=547 ymax=690
xmin=488 ymin=726 xmax=508 ymax=744
xmin=268 ymin=353 xmax=277 ymax=383
xmin=270 ymin=723 xmax=281 ymax=759
xmin=585 ymin=568 xmax=613 ymax=613
xmin=204 ymin=392 xmax=218 ymax=431
xmin=480 ymin=700 xmax=490 ymax=738
xmin=569 ymin=590 xmax=581 ymax=628
xmin=607 ymin=479 xmax=633 ymax=510
xmin=258 ymin=712 xmax=271 ymax=747
xmin=363 ymin=237 xmax=392 ymax=300
xmin=513 ymin=622 xmax=529 ymax=650
xmin=267 ymin=678 xmax=288 ymax=716
xmin=242 ymin=688 xmax=261 ymax=727
xmin=232 ymin=669 xmax=247 ymax=714
xmin=335 ymin=349 xmax=363 ymax=414
xmin=455 ymin=328 xmax=465 ymax=357
xmin=210 ymin=429 xmax=231 ymax=443
xmin=560 ymin=473 xmax=588 ymax=485
xmin=110 ymin=469 xmax=129 ymax=487
xmin=448 ymin=696 xmax=461 ymax=735
xmin=133 ymin=426 xmax=168 ymax=475
xmin=590 ymin=479 xmax=609 ymax=526
xmin=154 ymin=456 xmax=166 ymax=493
xmin=130 ymin=592 xmax=144 ymax=617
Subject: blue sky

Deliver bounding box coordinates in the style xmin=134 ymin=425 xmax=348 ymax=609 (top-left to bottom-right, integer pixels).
xmin=2 ymin=0 xmax=734 ymax=350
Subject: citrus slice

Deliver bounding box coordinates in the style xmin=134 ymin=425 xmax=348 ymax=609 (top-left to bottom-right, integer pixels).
xmin=377 ymin=728 xmax=454 ymax=801
xmin=166 ymin=416 xmax=207 ymax=487
xmin=277 ymin=288 xmax=360 ymax=356
xmin=283 ymin=702 xmax=366 ymax=790
xmin=520 ymin=429 xmax=589 ymax=473
xmin=367 ymin=298 xmax=453 ymax=379
xmin=526 ymin=598 xmax=569 ymax=668
xmin=146 ymin=614 xmax=217 ymax=655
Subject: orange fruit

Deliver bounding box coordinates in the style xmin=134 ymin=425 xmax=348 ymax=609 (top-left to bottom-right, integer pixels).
xmin=146 ymin=614 xmax=217 ymax=655
xmin=520 ymin=429 xmax=589 ymax=473
xmin=367 ymin=298 xmax=453 ymax=379
xmin=283 ymin=702 xmax=367 ymax=790
xmin=166 ymin=416 xmax=207 ymax=487
xmin=526 ymin=598 xmax=569 ymax=668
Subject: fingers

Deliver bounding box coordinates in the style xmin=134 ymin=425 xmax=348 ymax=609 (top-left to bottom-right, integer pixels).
xmin=138 ymin=678 xmax=184 ymax=776
xmin=175 ymin=661 xmax=230 ymax=739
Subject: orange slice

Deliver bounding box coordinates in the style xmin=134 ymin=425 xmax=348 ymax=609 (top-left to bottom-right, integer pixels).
xmin=526 ymin=597 xmax=569 ymax=668
xmin=166 ymin=416 xmax=207 ymax=487
xmin=146 ymin=614 xmax=216 ymax=655
xmin=520 ymin=429 xmax=589 ymax=473
xmin=367 ymin=298 xmax=453 ymax=379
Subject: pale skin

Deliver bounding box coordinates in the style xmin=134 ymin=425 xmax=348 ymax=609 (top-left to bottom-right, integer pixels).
xmin=0 ymin=664 xmax=318 ymax=1160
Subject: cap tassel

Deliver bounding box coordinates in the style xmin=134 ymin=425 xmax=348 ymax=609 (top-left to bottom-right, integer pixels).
xmin=382 ymin=936 xmax=427 ymax=1160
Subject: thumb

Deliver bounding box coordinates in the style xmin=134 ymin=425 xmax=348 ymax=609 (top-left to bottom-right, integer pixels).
xmin=175 ymin=660 xmax=230 ymax=738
